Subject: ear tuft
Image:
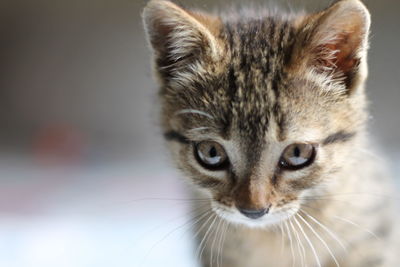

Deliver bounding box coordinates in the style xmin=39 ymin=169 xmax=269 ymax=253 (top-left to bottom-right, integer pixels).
xmin=142 ymin=0 xmax=222 ymax=82
xmin=299 ymin=0 xmax=371 ymax=92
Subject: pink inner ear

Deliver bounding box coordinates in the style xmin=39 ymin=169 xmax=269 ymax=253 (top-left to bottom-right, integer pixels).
xmin=315 ymin=21 xmax=364 ymax=76
xmin=328 ymin=38 xmax=358 ymax=73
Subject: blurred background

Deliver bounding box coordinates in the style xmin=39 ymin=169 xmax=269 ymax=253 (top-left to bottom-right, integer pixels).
xmin=0 ymin=0 xmax=398 ymax=266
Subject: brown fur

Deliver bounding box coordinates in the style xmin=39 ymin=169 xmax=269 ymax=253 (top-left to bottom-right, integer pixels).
xmin=143 ymin=0 xmax=399 ymax=266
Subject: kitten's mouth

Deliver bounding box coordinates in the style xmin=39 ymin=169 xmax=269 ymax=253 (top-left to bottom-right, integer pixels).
xmin=211 ymin=201 xmax=299 ymax=228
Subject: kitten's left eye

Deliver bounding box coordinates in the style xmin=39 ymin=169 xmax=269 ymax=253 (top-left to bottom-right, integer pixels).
xmin=279 ymin=143 xmax=316 ymax=170
xmin=194 ymin=141 xmax=228 ymax=170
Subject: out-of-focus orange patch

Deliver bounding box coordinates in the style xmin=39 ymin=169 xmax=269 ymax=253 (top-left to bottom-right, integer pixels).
xmin=32 ymin=124 xmax=86 ymax=166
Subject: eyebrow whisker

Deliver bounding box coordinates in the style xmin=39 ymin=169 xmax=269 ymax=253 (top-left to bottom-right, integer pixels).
xmin=175 ymin=109 xmax=214 ymax=120
xmin=187 ymin=127 xmax=211 ymax=132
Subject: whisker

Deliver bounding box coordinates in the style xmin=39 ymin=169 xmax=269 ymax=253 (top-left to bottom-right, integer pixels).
xmin=219 ymin=220 xmax=230 ymax=267
xmin=289 ymin=217 xmax=305 ymax=267
xmin=210 ymin=217 xmax=224 ymax=267
xmin=139 ymin=207 xmax=212 ymax=267
xmin=284 ymin=220 xmax=296 ymax=267
xmin=175 ymin=109 xmax=214 ymax=120
xmin=333 ymin=215 xmax=380 ymax=240
xmin=298 ymin=212 xmax=341 ymax=267
xmin=217 ymin=220 xmax=227 ymax=267
xmin=299 ymin=197 xmax=366 ymax=209
xmin=187 ymin=127 xmax=211 ymax=132
xmin=178 ymin=208 xmax=214 ymax=240
xmin=356 ymin=148 xmax=384 ymax=161
xmin=193 ymin=211 xmax=215 ymax=240
xmin=217 ymin=218 xmax=226 ymax=267
xmin=92 ymin=196 xmax=211 ymax=217
xmin=300 ymin=209 xmax=347 ymax=252
xmin=294 ymin=214 xmax=322 ymax=267
xmin=279 ymin=223 xmax=286 ymax=256
xmin=287 ymin=207 xmax=306 ymax=267
xmin=299 ymin=191 xmax=398 ymax=200
xmin=199 ymin=215 xmax=219 ymax=263
xmin=191 ymin=211 xmax=216 ymax=263
xmin=135 ymin=203 xmax=209 ymax=246
xmin=299 ymin=193 xmax=393 ymax=213
xmin=122 ymin=197 xmax=212 ymax=203
xmin=300 ymin=203 xmax=379 ymax=241
xmin=197 ymin=214 xmax=219 ymax=261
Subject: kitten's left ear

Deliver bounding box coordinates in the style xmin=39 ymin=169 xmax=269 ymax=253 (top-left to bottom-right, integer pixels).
xmin=297 ymin=0 xmax=371 ymax=93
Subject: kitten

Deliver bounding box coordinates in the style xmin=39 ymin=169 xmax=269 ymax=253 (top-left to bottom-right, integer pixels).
xmin=143 ymin=0 xmax=399 ymax=266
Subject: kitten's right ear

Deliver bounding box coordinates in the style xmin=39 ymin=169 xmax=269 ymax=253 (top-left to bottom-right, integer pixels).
xmin=142 ymin=0 xmax=223 ymax=82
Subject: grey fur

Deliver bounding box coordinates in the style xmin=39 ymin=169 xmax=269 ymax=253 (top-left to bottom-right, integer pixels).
xmin=143 ymin=0 xmax=399 ymax=266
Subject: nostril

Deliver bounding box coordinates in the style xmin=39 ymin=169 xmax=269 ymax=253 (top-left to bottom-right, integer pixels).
xmin=238 ymin=207 xmax=269 ymax=219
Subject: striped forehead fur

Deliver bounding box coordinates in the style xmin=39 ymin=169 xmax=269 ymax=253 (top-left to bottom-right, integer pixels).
xmin=144 ymin=0 xmax=370 ymax=216
xmin=149 ymin=5 xmax=368 ymax=185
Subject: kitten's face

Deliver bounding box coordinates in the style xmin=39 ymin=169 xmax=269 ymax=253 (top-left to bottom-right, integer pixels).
xmin=164 ymin=73 xmax=362 ymax=228
xmin=143 ymin=0 xmax=370 ymax=228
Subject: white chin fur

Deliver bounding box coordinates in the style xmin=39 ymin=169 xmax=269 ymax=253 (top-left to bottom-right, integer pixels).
xmin=211 ymin=202 xmax=299 ymax=228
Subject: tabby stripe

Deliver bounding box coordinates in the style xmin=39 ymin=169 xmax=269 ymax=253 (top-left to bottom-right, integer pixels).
xmin=227 ymin=67 xmax=237 ymax=100
xmin=284 ymin=29 xmax=296 ymax=65
xmin=195 ymin=178 xmax=223 ymax=188
xmin=164 ymin=131 xmax=190 ymax=144
xmin=322 ymin=131 xmax=356 ymax=145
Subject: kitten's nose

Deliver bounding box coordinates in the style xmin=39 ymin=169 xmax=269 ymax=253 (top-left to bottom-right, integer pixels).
xmin=238 ymin=207 xmax=269 ymax=219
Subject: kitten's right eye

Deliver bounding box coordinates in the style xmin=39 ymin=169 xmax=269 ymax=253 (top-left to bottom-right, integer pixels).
xmin=194 ymin=141 xmax=229 ymax=170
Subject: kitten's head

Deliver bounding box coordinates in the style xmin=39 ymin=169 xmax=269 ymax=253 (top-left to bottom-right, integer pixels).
xmin=143 ymin=0 xmax=370 ymax=227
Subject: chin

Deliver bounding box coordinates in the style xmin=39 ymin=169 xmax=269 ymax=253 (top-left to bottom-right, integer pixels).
xmin=211 ymin=201 xmax=300 ymax=228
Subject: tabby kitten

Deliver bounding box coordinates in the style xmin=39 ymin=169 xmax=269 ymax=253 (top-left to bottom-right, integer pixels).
xmin=143 ymin=0 xmax=398 ymax=266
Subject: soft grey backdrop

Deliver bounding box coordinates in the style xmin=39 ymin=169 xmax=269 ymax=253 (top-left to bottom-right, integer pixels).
xmin=0 ymin=0 xmax=399 ymax=159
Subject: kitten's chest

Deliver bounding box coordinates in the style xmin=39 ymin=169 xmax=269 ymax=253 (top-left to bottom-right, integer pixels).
xmin=197 ymin=212 xmax=346 ymax=267
xmin=222 ymin=228 xmax=290 ymax=267
xmin=199 ymin=225 xmax=300 ymax=267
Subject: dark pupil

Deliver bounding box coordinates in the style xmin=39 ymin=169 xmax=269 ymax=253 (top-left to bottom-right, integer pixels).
xmin=293 ymin=146 xmax=301 ymax=157
xmin=209 ymin=146 xmax=217 ymax=158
